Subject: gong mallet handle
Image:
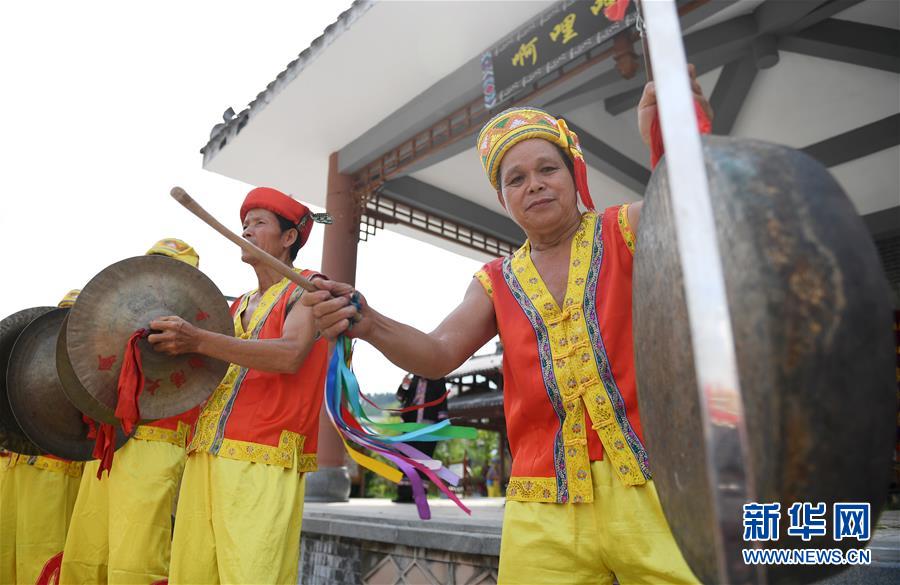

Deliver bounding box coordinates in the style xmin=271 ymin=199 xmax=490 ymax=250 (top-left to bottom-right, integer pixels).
xmin=170 ymin=186 xmax=317 ymax=292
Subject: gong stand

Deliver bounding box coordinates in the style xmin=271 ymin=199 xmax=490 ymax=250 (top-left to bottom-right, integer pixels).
xmin=636 ymin=1 xmax=760 ymax=583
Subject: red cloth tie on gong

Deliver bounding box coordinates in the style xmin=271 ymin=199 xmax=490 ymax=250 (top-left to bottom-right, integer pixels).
xmin=114 ymin=328 xmax=149 ymax=434
xmin=83 ymin=414 xmax=115 ymax=479
xmin=83 ymin=328 xmax=149 ymax=479
xmin=650 ymin=101 xmax=712 ymax=169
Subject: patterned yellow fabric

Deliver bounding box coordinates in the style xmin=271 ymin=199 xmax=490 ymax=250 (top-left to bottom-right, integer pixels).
xmin=215 ymin=430 xmax=317 ymax=471
xmin=60 ymin=439 xmax=186 ymax=585
xmin=58 ymin=289 xmax=81 ymax=308
xmin=476 ymin=107 xmax=585 ymax=191
xmin=474 ymin=269 xmax=494 ymax=298
xmin=133 ymin=421 xmax=190 ymax=447
xmin=504 ymin=212 xmax=646 ymax=504
xmin=169 ymin=452 xmax=307 ymax=585
xmin=189 ymin=272 xmax=316 ymax=471
xmin=498 ymin=457 xmax=698 ymax=584
xmin=1 ymin=458 xmax=81 ymax=585
xmin=7 ymin=453 xmax=84 ymax=477
xmin=506 ymin=477 xmax=557 ymax=503
xmin=146 ymin=238 xmax=199 ymax=267
xmin=617 ymin=203 xmax=636 ymax=255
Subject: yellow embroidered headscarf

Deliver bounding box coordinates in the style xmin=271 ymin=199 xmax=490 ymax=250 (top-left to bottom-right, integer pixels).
xmin=58 ymin=289 xmax=80 ymax=308
xmin=476 ymin=107 xmax=594 ymax=210
xmin=146 ymin=238 xmax=199 ymax=268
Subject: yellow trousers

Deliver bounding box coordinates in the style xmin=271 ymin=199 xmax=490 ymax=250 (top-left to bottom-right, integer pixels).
xmin=169 ymin=452 xmax=306 ymax=585
xmin=498 ymin=457 xmax=698 ymax=584
xmin=60 ymin=438 xmax=186 ymax=585
xmin=0 ymin=457 xmax=81 ymax=585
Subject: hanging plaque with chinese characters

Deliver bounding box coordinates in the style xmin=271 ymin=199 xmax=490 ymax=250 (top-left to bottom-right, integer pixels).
xmin=481 ymin=0 xmax=638 ymax=109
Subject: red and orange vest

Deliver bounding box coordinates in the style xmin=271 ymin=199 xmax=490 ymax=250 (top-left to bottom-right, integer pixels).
xmin=475 ymin=206 xmax=647 ymax=503
xmin=188 ymin=269 xmax=328 ymax=471
xmin=131 ymin=407 xmax=198 ymax=449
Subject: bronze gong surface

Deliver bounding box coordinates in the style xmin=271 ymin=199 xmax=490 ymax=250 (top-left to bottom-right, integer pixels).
xmin=61 ymin=255 xmax=232 ymax=424
xmin=7 ymin=308 xmax=129 ymax=460
xmin=632 ymin=137 xmax=895 ymax=585
xmin=0 ymin=306 xmax=54 ymax=454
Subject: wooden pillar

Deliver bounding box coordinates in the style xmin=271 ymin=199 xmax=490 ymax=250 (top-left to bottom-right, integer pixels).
xmin=305 ymin=152 xmax=359 ymax=502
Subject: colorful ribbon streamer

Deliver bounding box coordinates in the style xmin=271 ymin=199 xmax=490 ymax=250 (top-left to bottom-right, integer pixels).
xmin=325 ymin=334 xmax=475 ymax=519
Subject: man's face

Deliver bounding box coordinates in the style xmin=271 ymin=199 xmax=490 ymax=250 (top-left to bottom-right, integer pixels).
xmin=498 ymin=138 xmax=578 ymax=231
xmin=241 ymin=208 xmax=295 ymax=263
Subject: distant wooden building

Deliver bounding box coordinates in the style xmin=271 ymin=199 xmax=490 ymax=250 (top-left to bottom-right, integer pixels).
xmin=446 ymin=343 xmax=508 ymax=489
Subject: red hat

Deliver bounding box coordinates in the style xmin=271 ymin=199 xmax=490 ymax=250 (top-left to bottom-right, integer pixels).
xmin=240 ymin=187 xmax=331 ymax=248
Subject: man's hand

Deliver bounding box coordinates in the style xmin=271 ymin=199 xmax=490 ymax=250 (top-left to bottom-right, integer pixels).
xmin=300 ymin=279 xmax=370 ymax=340
xmin=148 ymin=316 xmax=205 ymax=356
xmin=637 ymin=64 xmax=714 ymax=147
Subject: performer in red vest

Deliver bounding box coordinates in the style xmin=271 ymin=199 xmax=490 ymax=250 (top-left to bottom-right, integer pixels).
xmin=149 ymin=187 xmax=330 ymax=584
xmin=304 ymin=74 xmax=711 ymax=583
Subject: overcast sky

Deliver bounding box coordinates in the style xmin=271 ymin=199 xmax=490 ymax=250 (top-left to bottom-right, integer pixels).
xmin=0 ymin=1 xmax=494 ymax=396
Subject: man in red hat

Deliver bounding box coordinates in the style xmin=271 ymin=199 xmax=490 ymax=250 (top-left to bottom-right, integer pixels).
xmin=148 ymin=187 xmax=330 ymax=584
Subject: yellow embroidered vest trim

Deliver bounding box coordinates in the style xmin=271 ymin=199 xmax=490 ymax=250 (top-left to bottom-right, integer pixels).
xmin=474 ymin=269 xmax=493 ymax=298
xmin=215 ymin=429 xmax=317 ymax=471
xmin=189 ymin=272 xmax=302 ymax=469
xmin=506 ymin=476 xmax=558 ymax=503
xmin=617 ymin=203 xmax=636 ymax=255
xmin=13 ymin=454 xmax=83 ymax=477
xmin=133 ymin=421 xmax=190 ymax=448
xmin=505 ymin=212 xmax=646 ymax=503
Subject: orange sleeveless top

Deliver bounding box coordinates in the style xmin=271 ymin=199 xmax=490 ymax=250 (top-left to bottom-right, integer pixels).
xmin=474 ymin=207 xmax=648 ymax=503
xmin=188 ymin=269 xmax=328 ymax=471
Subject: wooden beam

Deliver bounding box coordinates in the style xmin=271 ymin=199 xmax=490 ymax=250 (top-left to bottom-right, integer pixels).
xmin=802 ymin=114 xmax=900 ymax=168
xmin=779 ymin=19 xmax=900 ymax=73
xmin=566 ymin=122 xmax=651 ymax=194
xmin=754 ymin=0 xmax=830 ymax=34
xmin=786 ymin=0 xmax=866 ymax=33
xmin=709 ymin=55 xmax=758 ymax=135
xmin=603 ymin=42 xmax=749 ymax=115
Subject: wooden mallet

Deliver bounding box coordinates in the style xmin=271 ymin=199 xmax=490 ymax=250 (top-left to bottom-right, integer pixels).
xmin=169 ymin=186 xmax=317 ymax=292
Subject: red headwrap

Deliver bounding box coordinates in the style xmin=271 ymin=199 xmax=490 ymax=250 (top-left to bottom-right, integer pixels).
xmin=240 ymin=187 xmax=315 ymax=247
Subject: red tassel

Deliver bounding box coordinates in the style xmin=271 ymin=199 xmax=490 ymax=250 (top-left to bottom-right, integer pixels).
xmin=82 ymin=414 xmax=97 ymax=439
xmin=114 ymin=329 xmax=149 ymax=435
xmin=92 ymin=422 xmax=116 ymax=479
xmin=650 ymin=113 xmax=665 ymax=169
xmin=83 ymin=413 xmax=115 ymax=478
xmin=82 ymin=327 xmax=149 ymax=479
xmin=650 ymin=99 xmax=712 ymax=169
xmin=35 ymin=552 xmax=63 ymax=585
xmin=605 ymin=0 xmax=631 ymax=22
xmin=573 ymin=158 xmax=595 ymax=211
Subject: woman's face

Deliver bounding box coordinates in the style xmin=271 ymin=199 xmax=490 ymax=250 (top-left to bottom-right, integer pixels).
xmin=498 ymin=138 xmax=578 ymax=233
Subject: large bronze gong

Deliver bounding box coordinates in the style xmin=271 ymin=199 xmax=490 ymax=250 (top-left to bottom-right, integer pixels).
xmin=0 ymin=306 xmax=53 ymax=454
xmin=58 ymin=255 xmax=232 ymax=424
xmin=633 ymin=136 xmax=895 ymax=584
xmin=7 ymin=308 xmax=129 ymax=460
